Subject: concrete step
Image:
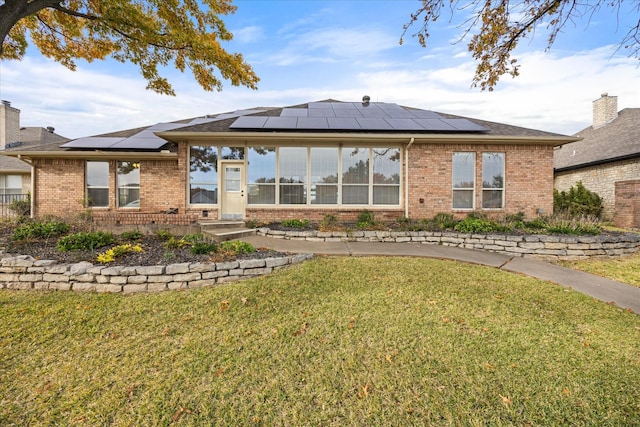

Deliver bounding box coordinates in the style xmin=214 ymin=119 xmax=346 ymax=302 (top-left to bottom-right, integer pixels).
xmin=199 ymin=220 xmax=246 ymax=230
xmin=201 ymin=227 xmax=256 ymax=242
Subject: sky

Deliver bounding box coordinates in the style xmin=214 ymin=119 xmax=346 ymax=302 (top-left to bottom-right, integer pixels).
xmin=0 ymin=0 xmax=639 ymax=139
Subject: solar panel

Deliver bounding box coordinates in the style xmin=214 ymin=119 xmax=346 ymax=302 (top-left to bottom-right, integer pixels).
xmin=296 ymin=117 xmax=330 ymax=129
xmin=408 ymin=110 xmax=443 ymax=119
xmin=413 ymin=119 xmax=457 ymax=131
xmin=385 ymin=119 xmax=424 ymax=130
xmin=308 ymin=108 xmax=335 ymax=118
xmin=61 ymin=137 xmax=125 ymax=148
xmin=356 ymin=118 xmax=394 ymax=130
xmin=229 ymin=116 xmax=268 ymax=129
xmin=327 ymin=117 xmax=362 ymax=130
xmin=308 ymin=102 xmax=333 ymax=109
xmin=280 ymin=108 xmax=309 ymax=117
xmin=332 ymin=102 xmax=357 ymax=109
xmin=264 ymin=117 xmax=298 ymax=129
xmin=359 ymin=108 xmax=388 ymax=118
xmin=445 ymin=119 xmax=489 ymax=131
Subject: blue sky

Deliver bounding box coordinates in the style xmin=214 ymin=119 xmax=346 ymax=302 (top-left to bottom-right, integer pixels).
xmin=1 ymin=0 xmax=639 ymax=138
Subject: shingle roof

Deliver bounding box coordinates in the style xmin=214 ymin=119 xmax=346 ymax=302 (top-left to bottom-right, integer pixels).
xmin=554 ymin=108 xmax=640 ymax=171
xmin=0 ymin=127 xmax=69 ymax=171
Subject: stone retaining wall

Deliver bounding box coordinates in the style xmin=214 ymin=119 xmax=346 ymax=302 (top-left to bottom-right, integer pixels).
xmin=0 ymin=254 xmax=312 ymax=293
xmin=258 ymin=228 xmax=640 ymax=260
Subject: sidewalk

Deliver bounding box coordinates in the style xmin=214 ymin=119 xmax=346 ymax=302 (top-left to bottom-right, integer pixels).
xmin=242 ymin=235 xmax=640 ymax=314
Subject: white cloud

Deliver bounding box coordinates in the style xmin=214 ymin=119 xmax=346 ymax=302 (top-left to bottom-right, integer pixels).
xmin=233 ymin=25 xmax=265 ymax=43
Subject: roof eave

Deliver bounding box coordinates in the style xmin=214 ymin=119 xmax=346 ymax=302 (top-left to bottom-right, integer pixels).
xmin=555 ymin=152 xmax=640 ymax=173
xmin=156 ymin=131 xmax=578 ymax=146
xmin=0 ymin=151 xmax=178 ymax=160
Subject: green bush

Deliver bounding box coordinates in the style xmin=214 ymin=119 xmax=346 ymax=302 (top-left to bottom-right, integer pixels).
xmin=543 ymin=214 xmax=602 ymax=235
xmin=9 ymin=193 xmax=30 ymax=217
xmin=280 ymin=219 xmax=310 ymax=229
xmin=120 ymin=230 xmax=144 ymax=241
xmin=554 ymin=182 xmax=603 ymax=218
xmin=57 ymin=231 xmax=116 ymax=252
xmin=13 ymin=220 xmax=70 ymax=241
xmin=164 ymin=236 xmax=190 ymax=250
xmin=454 ymin=217 xmax=505 ymax=234
xmin=355 ymin=210 xmax=378 ymax=229
xmin=155 ymin=229 xmax=173 ymax=241
xmin=219 ymin=240 xmax=255 ymax=254
xmin=432 ymin=212 xmax=457 ymax=230
xmin=182 ymin=233 xmax=206 ymax=244
xmin=319 ymin=214 xmax=339 ymax=231
xmin=190 ymin=241 xmax=218 ymax=255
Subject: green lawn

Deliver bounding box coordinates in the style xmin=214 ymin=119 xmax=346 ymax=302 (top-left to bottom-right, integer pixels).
xmin=1 ymin=257 xmax=639 ymax=426
xmin=559 ymin=251 xmax=640 ymax=287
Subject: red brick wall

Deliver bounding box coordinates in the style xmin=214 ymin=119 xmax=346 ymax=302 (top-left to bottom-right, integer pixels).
xmin=33 ymin=158 xmax=86 ymax=218
xmin=406 ymin=143 xmax=554 ymax=219
xmin=139 ymin=159 xmax=185 ymax=212
xmin=614 ymin=180 xmax=640 ymax=228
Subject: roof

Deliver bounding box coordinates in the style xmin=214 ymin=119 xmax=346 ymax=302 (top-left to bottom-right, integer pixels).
xmin=554 ymin=108 xmax=640 ymax=172
xmin=0 ymin=126 xmax=69 ymax=172
xmin=1 ymin=100 xmax=576 ymax=159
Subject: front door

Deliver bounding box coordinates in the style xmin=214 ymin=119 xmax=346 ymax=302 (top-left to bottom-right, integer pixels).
xmin=221 ymin=162 xmax=245 ymax=219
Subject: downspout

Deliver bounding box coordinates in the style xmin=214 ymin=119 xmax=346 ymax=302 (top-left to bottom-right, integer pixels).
xmin=18 ymin=155 xmax=35 ymax=218
xmin=404 ymin=137 xmax=415 ymax=218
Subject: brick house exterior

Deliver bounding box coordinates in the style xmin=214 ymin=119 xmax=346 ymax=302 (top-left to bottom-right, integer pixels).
xmin=2 ymin=100 xmax=575 ymax=225
xmin=554 ymin=94 xmax=640 ymax=227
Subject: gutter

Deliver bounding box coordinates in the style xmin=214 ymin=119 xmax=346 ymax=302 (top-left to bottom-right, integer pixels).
xmin=555 ymin=152 xmax=640 ymax=173
xmin=0 ymin=150 xmax=178 ymax=160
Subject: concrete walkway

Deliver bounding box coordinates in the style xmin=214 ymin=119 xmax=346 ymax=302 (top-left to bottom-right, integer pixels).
xmin=242 ymin=235 xmax=640 ymax=314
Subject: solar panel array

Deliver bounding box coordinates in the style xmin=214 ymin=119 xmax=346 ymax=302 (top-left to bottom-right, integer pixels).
xmin=229 ymin=102 xmax=488 ymax=132
xmin=61 ymin=109 xmax=265 ymax=150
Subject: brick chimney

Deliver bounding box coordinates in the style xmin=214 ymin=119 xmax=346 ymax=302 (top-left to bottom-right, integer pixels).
xmin=0 ymin=100 xmax=21 ymax=149
xmin=592 ymin=93 xmax=618 ymax=129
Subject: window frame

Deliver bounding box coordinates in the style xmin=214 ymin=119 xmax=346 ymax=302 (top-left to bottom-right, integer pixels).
xmin=116 ymin=161 xmax=140 ymax=208
xmin=86 ymin=160 xmax=110 ymax=208
xmin=481 ymin=152 xmax=505 ymax=210
xmin=189 ymin=145 xmax=219 ymax=205
xmin=452 ymin=152 xmax=475 ymax=210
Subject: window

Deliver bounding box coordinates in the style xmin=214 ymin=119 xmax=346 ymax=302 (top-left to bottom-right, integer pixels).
xmin=482 ymin=153 xmax=505 ymax=209
xmin=86 ymin=161 xmax=109 ymax=207
xmin=0 ymin=175 xmax=22 ymax=203
xmin=452 ymin=152 xmax=475 ymax=209
xmin=310 ymin=147 xmax=338 ymax=204
xmin=190 ymin=146 xmax=218 ymax=204
xmin=247 ymin=146 xmax=276 ymax=204
xmin=373 ymin=148 xmax=400 ymax=205
xmin=117 ymin=161 xmax=140 ymax=207
xmin=342 ymin=147 xmax=369 ymax=204
xmin=279 ymin=147 xmax=307 ymax=204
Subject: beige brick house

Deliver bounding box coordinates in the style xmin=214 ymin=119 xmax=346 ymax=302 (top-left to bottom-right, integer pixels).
xmin=554 ymin=94 xmax=640 ymax=228
xmin=0 ymin=100 xmax=68 ymax=209
xmin=1 ymin=99 xmax=576 ymax=225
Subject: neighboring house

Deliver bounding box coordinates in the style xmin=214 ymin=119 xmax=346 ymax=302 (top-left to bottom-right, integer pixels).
xmin=554 ymin=94 xmax=640 ymax=228
xmin=1 ymin=98 xmax=576 ymax=226
xmin=0 ymin=100 xmax=69 ymax=206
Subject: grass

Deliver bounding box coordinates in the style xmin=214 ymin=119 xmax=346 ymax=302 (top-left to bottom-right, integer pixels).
xmin=1 ymin=257 xmax=639 ymax=426
xmin=559 ymin=251 xmax=640 ymax=288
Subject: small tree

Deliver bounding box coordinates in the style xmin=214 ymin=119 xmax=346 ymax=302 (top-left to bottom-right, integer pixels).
xmin=554 ymin=182 xmax=603 ymax=218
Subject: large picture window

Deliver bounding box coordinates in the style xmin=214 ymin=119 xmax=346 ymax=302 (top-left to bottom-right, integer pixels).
xmin=452 ymin=152 xmax=475 ymax=209
xmin=117 ymin=161 xmax=140 ymax=208
xmin=279 ymin=147 xmax=307 ymax=204
xmin=86 ymin=161 xmax=109 ymax=207
xmin=482 ymin=153 xmax=505 ymax=209
xmin=373 ymin=148 xmax=400 ymax=205
xmin=190 ymin=146 xmax=218 ymax=204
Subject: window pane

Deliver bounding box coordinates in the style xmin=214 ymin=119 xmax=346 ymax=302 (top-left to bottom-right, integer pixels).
xmin=453 ymin=190 xmax=474 ymax=209
xmin=248 ymin=184 xmax=275 ymax=204
xmin=373 ymin=148 xmax=400 ymax=184
xmin=117 ymin=161 xmax=140 ymax=207
xmin=87 ymin=161 xmax=109 ymax=207
xmin=373 ymin=186 xmax=399 ymax=205
xmin=482 ymin=190 xmax=503 ymax=209
xmin=225 ymin=167 xmax=241 ymax=192
xmin=311 ymin=184 xmax=338 ymax=204
xmin=221 ymin=146 xmax=245 ymax=160
xmin=248 ymin=147 xmax=276 ymax=205
xmin=452 ymin=153 xmax=475 ymax=189
xmin=342 ymin=148 xmax=369 ymax=184
xmin=342 ymin=185 xmax=368 ymax=204
xmin=482 ymin=153 xmax=504 ymax=189
xmin=190 ymin=146 xmax=218 ymax=204
xmin=279 ymin=147 xmax=307 ymax=204
xmin=5 ymin=175 xmax=21 ymax=190
xmin=87 ymin=161 xmax=109 ymax=187
xmin=311 ymin=147 xmax=338 ymax=184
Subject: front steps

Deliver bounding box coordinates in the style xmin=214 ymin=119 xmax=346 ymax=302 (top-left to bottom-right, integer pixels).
xmin=199 ymin=220 xmax=256 ymax=242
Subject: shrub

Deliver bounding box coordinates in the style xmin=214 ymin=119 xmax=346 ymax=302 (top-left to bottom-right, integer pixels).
xmin=120 ymin=230 xmax=144 ymax=241
xmin=190 ymin=241 xmax=218 ymax=255
xmin=219 ymin=240 xmax=255 ymax=254
xmin=355 ymin=210 xmax=378 ymax=229
xmin=164 ymin=236 xmax=190 ymax=250
xmin=554 ymin=182 xmax=603 ymax=219
xmin=454 ymin=217 xmax=505 ymax=234
xmin=319 ymin=214 xmax=339 ymax=231
xmin=280 ymin=219 xmax=310 ymax=229
xmin=543 ymin=214 xmax=602 ymax=235
xmin=57 ymin=231 xmax=116 ymax=252
xmin=155 ymin=229 xmax=173 ymax=241
xmin=432 ymin=212 xmax=457 ymax=230
xmin=9 ymin=193 xmax=30 ymax=217
xmin=182 ymin=233 xmax=207 ymax=244
xmin=96 ymin=244 xmax=144 ymax=263
xmin=13 ymin=220 xmax=70 ymax=241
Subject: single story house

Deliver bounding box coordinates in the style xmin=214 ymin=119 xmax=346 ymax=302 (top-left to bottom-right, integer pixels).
xmin=554 ymin=94 xmax=640 ymax=228
xmin=1 ymin=98 xmax=577 ymax=226
xmin=0 ymin=100 xmax=68 ymax=208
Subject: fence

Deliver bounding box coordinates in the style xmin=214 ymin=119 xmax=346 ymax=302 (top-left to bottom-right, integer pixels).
xmin=0 ymin=194 xmax=28 ymax=218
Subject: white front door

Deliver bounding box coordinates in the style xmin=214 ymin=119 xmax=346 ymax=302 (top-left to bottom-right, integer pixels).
xmin=221 ymin=162 xmax=245 ymax=219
